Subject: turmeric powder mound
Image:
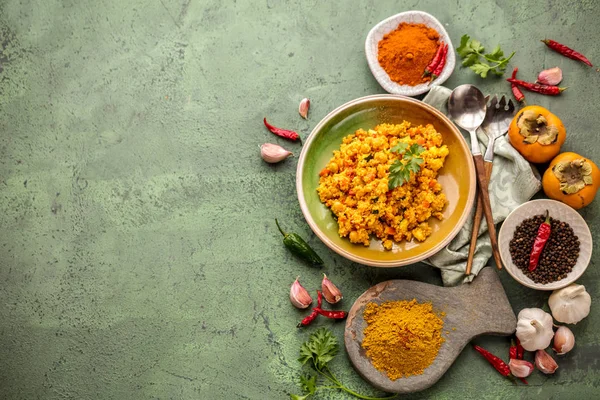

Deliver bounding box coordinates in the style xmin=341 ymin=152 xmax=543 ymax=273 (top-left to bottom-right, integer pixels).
xmin=377 ymin=23 xmax=440 ymax=86
xmin=361 ymin=299 xmax=445 ymax=380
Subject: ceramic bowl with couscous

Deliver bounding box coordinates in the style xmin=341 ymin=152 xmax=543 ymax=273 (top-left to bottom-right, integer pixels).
xmin=296 ymin=95 xmax=476 ymax=267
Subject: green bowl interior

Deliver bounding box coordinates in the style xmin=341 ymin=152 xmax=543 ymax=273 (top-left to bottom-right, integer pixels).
xmin=299 ymin=96 xmax=475 ymax=265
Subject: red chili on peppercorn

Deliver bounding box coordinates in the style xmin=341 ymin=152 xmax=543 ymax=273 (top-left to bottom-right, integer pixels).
xmin=542 ymin=39 xmax=593 ymax=67
xmin=529 ymin=210 xmax=551 ymax=272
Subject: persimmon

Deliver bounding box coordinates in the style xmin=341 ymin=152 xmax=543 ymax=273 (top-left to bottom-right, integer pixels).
xmin=508 ymin=105 xmax=566 ymax=163
xmin=542 ymin=152 xmax=600 ymax=209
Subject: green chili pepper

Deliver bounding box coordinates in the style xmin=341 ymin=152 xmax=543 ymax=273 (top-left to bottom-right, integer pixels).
xmin=275 ymin=219 xmax=323 ymax=267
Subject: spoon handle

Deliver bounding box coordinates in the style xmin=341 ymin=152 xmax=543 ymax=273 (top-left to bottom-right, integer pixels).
xmin=466 ymin=161 xmax=494 ymax=275
xmin=472 ymin=154 xmax=503 ymax=270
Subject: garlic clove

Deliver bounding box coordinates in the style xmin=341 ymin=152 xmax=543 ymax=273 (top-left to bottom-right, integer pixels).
xmin=535 ymin=349 xmax=559 ymax=374
xmin=536 ymin=67 xmax=563 ymax=86
xmin=509 ymin=359 xmax=534 ymax=378
xmin=553 ymin=325 xmax=575 ymax=355
xmin=260 ymin=143 xmax=293 ymax=164
xmin=321 ymin=274 xmax=343 ymax=304
xmin=516 ymin=308 xmax=555 ymax=351
xmin=290 ymin=277 xmax=313 ymax=309
xmin=548 ymin=284 xmax=591 ymax=324
xmin=298 ymin=98 xmax=310 ymax=119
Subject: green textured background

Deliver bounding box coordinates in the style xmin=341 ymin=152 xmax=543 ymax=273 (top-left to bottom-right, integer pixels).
xmin=1 ymin=1 xmax=598 ymax=399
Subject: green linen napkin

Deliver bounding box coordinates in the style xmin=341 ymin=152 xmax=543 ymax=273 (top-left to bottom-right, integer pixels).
xmin=422 ymin=86 xmax=542 ymax=286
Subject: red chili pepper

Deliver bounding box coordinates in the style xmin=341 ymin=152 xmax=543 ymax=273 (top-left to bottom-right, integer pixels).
xmin=263 ymin=118 xmax=300 ymax=141
xmin=473 ymin=345 xmax=511 ymax=377
xmin=316 ymin=308 xmax=347 ymax=320
xmin=506 ymin=78 xmax=567 ymax=96
xmin=510 ymin=68 xmax=525 ymax=103
xmin=529 ymin=210 xmax=552 ymax=271
xmin=423 ymin=42 xmax=445 ymax=77
xmin=297 ymin=309 xmax=319 ymax=328
xmin=509 ymin=341 xmax=517 ymax=360
xmin=516 ymin=338 xmax=524 ymax=360
xmin=431 ymin=44 xmax=448 ymax=81
xmin=297 ymin=292 xmax=346 ymax=327
xmin=542 ymin=39 xmax=593 ymax=67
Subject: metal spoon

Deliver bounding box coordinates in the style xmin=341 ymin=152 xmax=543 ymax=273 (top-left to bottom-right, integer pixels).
xmin=448 ymin=84 xmax=503 ymax=271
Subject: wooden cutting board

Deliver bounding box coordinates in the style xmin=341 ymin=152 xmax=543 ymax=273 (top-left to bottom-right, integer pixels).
xmin=344 ymin=267 xmax=516 ymax=394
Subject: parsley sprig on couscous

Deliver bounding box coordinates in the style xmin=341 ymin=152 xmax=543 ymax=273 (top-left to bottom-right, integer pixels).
xmin=317 ymin=122 xmax=448 ymax=250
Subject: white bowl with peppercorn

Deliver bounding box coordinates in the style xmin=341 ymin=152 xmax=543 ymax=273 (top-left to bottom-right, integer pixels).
xmin=365 ymin=11 xmax=455 ymax=96
xmin=498 ymin=199 xmax=592 ymax=291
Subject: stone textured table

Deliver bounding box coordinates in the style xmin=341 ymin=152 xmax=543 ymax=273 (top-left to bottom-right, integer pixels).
xmin=0 ymin=1 xmax=598 ymax=399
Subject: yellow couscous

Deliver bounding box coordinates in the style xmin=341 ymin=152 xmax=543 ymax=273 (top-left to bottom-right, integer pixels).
xmin=317 ymin=122 xmax=448 ymax=250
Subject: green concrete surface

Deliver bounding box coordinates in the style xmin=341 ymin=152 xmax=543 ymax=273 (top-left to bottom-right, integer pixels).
xmin=1 ymin=0 xmax=599 ymax=399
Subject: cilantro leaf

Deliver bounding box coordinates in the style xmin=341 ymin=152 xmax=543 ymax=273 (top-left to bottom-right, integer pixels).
xmin=470 ymin=63 xmax=491 ymax=78
xmin=456 ymin=34 xmax=472 ymax=58
xmin=457 ymin=35 xmax=515 ymax=79
xmin=390 ymin=142 xmax=409 ymax=153
xmin=388 ymin=144 xmax=425 ymax=190
xmin=461 ymin=53 xmax=478 ymax=67
xmin=299 ymin=374 xmax=316 ymax=395
xmin=298 ymin=327 xmax=339 ymax=371
xmin=293 ymin=327 xmax=395 ymax=400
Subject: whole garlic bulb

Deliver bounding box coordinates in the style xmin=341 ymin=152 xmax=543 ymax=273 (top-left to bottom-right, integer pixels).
xmin=548 ymin=284 xmax=591 ymax=324
xmin=516 ymin=308 xmax=554 ymax=351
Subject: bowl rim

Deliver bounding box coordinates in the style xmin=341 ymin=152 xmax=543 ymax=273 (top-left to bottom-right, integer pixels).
xmin=296 ymin=94 xmax=476 ymax=267
xmin=365 ymin=10 xmax=455 ymax=96
xmin=498 ymin=199 xmax=593 ymax=291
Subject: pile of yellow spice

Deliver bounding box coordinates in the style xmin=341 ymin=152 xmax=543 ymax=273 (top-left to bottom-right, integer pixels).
xmin=361 ymin=299 xmax=445 ymax=380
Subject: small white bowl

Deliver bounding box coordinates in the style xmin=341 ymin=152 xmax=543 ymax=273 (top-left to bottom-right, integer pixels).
xmin=498 ymin=199 xmax=592 ymax=291
xmin=365 ymin=11 xmax=455 ymax=97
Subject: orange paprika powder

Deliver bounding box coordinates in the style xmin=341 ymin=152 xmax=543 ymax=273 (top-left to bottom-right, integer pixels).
xmin=377 ymin=23 xmax=440 ymax=86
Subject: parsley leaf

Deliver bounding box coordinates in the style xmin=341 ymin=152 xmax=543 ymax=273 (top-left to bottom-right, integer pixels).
xmin=299 ymin=374 xmax=316 ymax=395
xmin=456 ymin=34 xmax=515 ymax=78
xmin=388 ymin=143 xmax=425 ymax=190
xmin=291 ymin=328 xmax=395 ymax=400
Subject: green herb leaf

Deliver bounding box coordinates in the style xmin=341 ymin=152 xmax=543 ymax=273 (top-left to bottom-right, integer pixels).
xmin=298 ymin=327 xmax=339 ymax=370
xmin=388 ymin=144 xmax=425 ymax=190
xmin=461 ymin=53 xmax=478 ymax=67
xmin=457 ymin=35 xmax=515 ymax=79
xmin=470 ymin=63 xmax=491 ymax=78
xmin=293 ymin=328 xmax=395 ymax=400
xmin=390 ymin=142 xmax=409 ymax=153
xmin=456 ymin=34 xmax=472 ymax=57
xmin=299 ymin=374 xmax=317 ymax=395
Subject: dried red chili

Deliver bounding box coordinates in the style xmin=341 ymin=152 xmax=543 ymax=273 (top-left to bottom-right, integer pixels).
xmin=315 ymin=309 xmax=347 ymax=320
xmin=263 ymin=118 xmax=300 ymax=141
xmin=506 ymin=78 xmax=567 ymax=96
xmin=473 ymin=345 xmax=511 ymax=378
xmin=431 ymin=44 xmax=448 ymax=81
xmin=423 ymin=42 xmax=445 ymax=77
xmin=510 ymin=68 xmax=525 ymax=103
xmin=509 ymin=341 xmax=517 ymax=360
xmin=542 ymin=39 xmax=593 ymax=67
xmin=297 ymin=291 xmax=347 ymax=327
xmin=529 ymin=210 xmax=551 ymax=271
xmin=516 ymin=338 xmax=524 ymax=360
xmin=297 ymin=310 xmax=319 ymax=328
